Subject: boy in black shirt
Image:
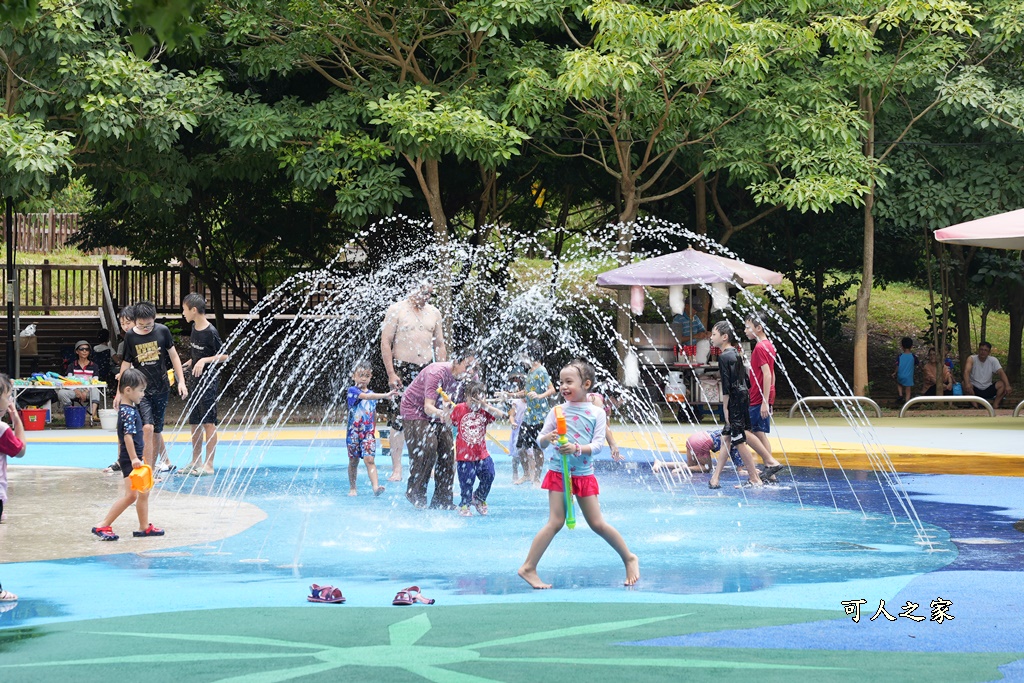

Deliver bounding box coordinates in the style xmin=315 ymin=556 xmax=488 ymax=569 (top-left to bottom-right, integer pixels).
xmin=116 ymin=301 xmax=188 ymax=472
xmin=708 ymin=321 xmax=764 ymax=489
xmin=181 ymin=293 xmax=229 ymax=475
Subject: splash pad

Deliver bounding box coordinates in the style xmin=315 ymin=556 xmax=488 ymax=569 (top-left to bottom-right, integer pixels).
xmin=3 ymin=218 xmax=1022 ymax=681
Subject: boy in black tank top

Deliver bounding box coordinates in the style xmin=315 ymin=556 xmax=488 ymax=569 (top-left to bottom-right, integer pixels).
xmin=181 ymin=293 xmax=230 ymax=476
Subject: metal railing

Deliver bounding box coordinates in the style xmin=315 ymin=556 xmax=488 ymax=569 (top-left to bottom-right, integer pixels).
xmin=899 ymin=395 xmax=995 ymax=417
xmin=1013 ymin=399 xmax=1024 ymax=418
xmin=788 ymin=396 xmax=883 ymax=419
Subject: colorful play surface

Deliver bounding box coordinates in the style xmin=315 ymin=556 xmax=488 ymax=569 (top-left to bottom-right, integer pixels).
xmin=1 ymin=426 xmax=1023 ymax=682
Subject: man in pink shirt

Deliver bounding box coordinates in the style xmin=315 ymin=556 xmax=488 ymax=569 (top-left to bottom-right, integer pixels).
xmin=744 ymin=312 xmax=784 ymax=480
xmin=400 ymin=349 xmax=479 ymax=509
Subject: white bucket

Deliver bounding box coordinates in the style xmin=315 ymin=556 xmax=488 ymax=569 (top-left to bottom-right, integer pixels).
xmin=98 ymin=408 xmax=118 ymax=432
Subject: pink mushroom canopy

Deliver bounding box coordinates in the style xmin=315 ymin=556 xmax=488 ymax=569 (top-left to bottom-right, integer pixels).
xmin=596 ymin=247 xmax=784 ymax=288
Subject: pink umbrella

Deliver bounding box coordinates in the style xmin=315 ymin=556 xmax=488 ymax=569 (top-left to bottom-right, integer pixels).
xmin=596 ymin=247 xmax=784 ymax=288
xmin=934 ymin=208 xmax=1024 ymax=250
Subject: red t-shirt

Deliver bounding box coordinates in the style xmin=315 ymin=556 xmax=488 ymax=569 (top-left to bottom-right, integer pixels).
xmin=0 ymin=423 xmax=24 ymax=456
xmin=450 ymin=403 xmax=495 ymax=462
xmin=748 ymin=338 xmax=777 ymax=406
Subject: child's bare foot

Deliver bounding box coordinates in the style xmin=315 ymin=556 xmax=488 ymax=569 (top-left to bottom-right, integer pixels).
xmin=624 ymin=554 xmax=640 ymax=586
xmin=513 ymin=477 xmax=527 ymax=485
xmin=651 ymin=460 xmax=664 ymax=473
xmin=518 ymin=566 xmax=552 ymax=589
xmin=387 ymin=471 xmax=402 ymax=482
xmin=348 ymin=489 xmax=358 ymax=497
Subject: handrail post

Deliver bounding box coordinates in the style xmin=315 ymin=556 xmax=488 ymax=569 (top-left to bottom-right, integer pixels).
xmin=788 ymin=396 xmax=883 ymax=419
xmin=179 ymin=264 xmax=190 ymax=309
xmin=48 ymin=208 xmax=56 ymax=251
xmin=41 ymin=258 xmax=52 ymax=315
xmin=1012 ymin=399 xmax=1024 ymax=418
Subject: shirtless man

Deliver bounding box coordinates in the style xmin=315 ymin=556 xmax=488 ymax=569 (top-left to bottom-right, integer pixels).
xmin=380 ymin=281 xmax=447 ymax=481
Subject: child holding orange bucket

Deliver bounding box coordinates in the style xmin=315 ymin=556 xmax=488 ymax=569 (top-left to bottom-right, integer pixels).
xmin=0 ymin=373 xmax=27 ymax=601
xmin=91 ymin=368 xmax=164 ymax=541
xmin=518 ymin=359 xmax=638 ymax=590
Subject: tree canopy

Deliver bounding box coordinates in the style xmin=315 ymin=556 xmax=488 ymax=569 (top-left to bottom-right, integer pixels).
xmin=6 ymin=0 xmax=1024 ymax=388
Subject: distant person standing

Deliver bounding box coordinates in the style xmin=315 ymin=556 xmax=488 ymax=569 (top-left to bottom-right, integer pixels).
xmin=743 ymin=312 xmax=784 ymax=480
xmin=893 ymin=337 xmax=919 ymax=405
xmin=181 ymin=293 xmax=230 ymax=476
xmin=115 ymin=301 xmax=188 ymax=472
xmin=380 ymin=281 xmax=447 ymax=482
xmin=964 ymin=341 xmax=1012 ymax=409
xmin=707 ymin=322 xmax=763 ymax=489
xmin=511 ymin=341 xmax=555 ymax=484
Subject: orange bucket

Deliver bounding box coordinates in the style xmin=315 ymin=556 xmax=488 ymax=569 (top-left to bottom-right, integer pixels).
xmin=19 ymin=408 xmax=47 ymax=431
xmin=128 ymin=464 xmax=154 ymax=492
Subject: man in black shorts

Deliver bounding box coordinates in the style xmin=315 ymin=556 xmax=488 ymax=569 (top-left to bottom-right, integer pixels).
xmin=707 ymin=321 xmax=763 ymax=489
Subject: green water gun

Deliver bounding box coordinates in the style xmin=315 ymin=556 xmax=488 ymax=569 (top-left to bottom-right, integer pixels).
xmin=554 ymin=406 xmax=576 ymax=529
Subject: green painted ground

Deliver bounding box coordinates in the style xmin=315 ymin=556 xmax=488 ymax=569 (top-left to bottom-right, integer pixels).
xmin=0 ymin=604 xmax=1017 ymax=682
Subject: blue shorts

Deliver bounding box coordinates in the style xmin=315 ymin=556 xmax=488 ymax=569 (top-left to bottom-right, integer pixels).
xmin=748 ymin=404 xmax=771 ymax=433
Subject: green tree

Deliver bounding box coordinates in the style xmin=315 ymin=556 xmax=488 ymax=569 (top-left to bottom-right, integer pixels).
xmin=500 ymin=0 xmax=877 ymax=373
xmin=820 ymin=0 xmax=1024 ymax=395
xmin=215 ymin=0 xmax=530 ymax=242
xmin=1 ymin=0 xmax=221 ymax=200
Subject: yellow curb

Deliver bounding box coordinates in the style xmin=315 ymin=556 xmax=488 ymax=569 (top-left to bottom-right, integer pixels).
xmin=24 ymin=427 xmax=1024 ymax=477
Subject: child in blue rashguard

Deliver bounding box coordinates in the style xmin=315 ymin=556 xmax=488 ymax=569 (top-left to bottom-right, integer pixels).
xmin=347 ymin=361 xmax=398 ymax=497
xmin=893 ymin=337 xmax=919 ymax=404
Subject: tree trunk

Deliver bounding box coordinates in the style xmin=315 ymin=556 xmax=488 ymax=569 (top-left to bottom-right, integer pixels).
xmin=853 ymin=88 xmax=875 ymax=397
xmin=694 ymin=172 xmax=707 ymax=236
xmin=815 ymin=264 xmax=825 ymax=341
xmin=948 ymin=245 xmax=974 ymax=369
xmin=853 ymin=185 xmax=874 ymax=396
xmin=1008 ymin=285 xmax=1023 ymax=382
xmin=408 ymin=155 xmax=453 ymax=344
xmin=979 ymin=304 xmax=990 ymax=345
xmin=423 ymin=157 xmax=448 ymax=243
xmin=209 ymin=277 xmax=227 ymax=334
xmin=615 ymin=181 xmax=640 ymax=383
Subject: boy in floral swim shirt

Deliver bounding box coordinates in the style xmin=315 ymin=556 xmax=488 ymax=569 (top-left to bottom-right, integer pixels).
xmin=347 ymin=361 xmax=398 ymax=496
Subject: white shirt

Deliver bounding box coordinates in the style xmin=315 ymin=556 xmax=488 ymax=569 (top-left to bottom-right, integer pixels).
xmin=969 ymin=355 xmax=1002 ymax=390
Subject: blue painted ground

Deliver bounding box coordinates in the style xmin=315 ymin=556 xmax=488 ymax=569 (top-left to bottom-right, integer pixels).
xmin=3 ymin=439 xmax=1023 ymax=671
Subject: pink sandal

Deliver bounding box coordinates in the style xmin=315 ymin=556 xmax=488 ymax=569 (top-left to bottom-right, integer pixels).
xmin=392 ymin=585 xmax=434 ymax=606
xmin=308 ymin=584 xmax=345 ymax=604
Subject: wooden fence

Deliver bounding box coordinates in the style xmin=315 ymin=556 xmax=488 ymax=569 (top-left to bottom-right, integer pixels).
xmin=104 ymin=262 xmax=261 ymax=314
xmin=0 ymin=262 xmax=263 ymax=316
xmin=0 ymin=262 xmax=105 ymax=313
xmin=2 ymin=211 xmax=129 ymax=255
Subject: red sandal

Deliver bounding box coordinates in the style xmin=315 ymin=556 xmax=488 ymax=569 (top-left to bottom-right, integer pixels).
xmin=392 ymin=585 xmax=434 ymax=606
xmin=308 ymin=584 xmax=345 ymax=604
